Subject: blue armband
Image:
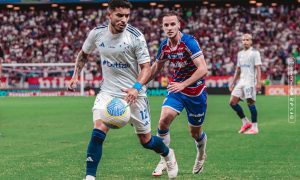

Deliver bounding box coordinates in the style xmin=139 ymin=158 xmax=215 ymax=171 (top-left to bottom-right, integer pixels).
xmin=133 ymin=82 xmax=143 ymax=92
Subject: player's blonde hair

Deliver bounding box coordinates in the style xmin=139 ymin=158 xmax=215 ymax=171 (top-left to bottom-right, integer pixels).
xmin=242 ymin=33 xmax=252 ymax=40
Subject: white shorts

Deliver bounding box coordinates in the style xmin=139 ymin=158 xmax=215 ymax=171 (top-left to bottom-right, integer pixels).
xmin=231 ymin=83 xmax=256 ymax=101
xmin=92 ymin=92 xmax=151 ymax=134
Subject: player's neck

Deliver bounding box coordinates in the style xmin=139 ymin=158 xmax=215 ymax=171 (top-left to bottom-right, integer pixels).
xmin=109 ymin=24 xmax=122 ymax=35
xmin=244 ymin=46 xmax=252 ymax=51
xmin=169 ymin=32 xmax=182 ymax=48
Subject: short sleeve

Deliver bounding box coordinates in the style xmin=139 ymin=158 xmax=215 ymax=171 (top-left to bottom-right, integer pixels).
xmin=135 ymin=35 xmax=150 ymax=64
xmin=185 ymin=36 xmax=204 ymax=60
xmin=82 ymin=29 xmax=97 ymax=54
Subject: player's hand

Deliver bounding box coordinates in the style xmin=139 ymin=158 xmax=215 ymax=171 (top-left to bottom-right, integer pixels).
xmin=122 ymin=88 xmax=138 ymax=105
xmin=229 ymin=83 xmax=235 ymax=92
xmin=167 ymin=82 xmax=186 ymax=93
xmin=256 ymin=83 xmax=262 ymax=92
xmin=67 ymin=77 xmax=78 ymax=92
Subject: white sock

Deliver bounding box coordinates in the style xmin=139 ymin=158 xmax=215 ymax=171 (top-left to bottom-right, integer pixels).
xmin=86 ymin=175 xmax=95 ymax=180
xmin=242 ymin=117 xmax=249 ymax=125
xmin=158 ymin=132 xmax=170 ymax=147
xmin=252 ymin=123 xmax=258 ymax=130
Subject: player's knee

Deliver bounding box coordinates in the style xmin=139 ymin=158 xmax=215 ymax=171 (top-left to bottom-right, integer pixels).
xmin=158 ymin=118 xmax=170 ymax=129
xmin=189 ymin=129 xmax=200 ymax=141
xmin=142 ymin=136 xmax=158 ymax=149
xmin=229 ymin=98 xmax=237 ymax=106
xmin=247 ymin=99 xmax=255 ymax=106
xmin=190 ymin=131 xmax=200 ymax=141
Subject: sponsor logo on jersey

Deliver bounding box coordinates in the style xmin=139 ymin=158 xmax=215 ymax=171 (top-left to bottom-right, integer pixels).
xmin=240 ymin=64 xmax=251 ymax=68
xmin=167 ymin=52 xmax=184 ymax=59
xmin=170 ymin=60 xmax=188 ymax=68
xmin=102 ymin=60 xmax=130 ymax=69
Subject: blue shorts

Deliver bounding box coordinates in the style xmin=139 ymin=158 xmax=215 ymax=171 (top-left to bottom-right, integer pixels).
xmin=162 ymin=90 xmax=207 ymax=127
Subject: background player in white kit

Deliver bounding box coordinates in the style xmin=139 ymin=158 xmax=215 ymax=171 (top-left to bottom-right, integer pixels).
xmin=229 ymin=34 xmax=262 ymax=135
xmin=67 ymin=1 xmax=176 ymax=179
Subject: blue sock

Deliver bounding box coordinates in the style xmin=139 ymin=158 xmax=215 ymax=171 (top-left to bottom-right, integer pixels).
xmin=197 ymin=131 xmax=206 ymax=142
xmin=86 ymin=129 xmax=106 ymax=177
xmin=142 ymin=136 xmax=169 ymax=157
xmin=248 ymin=104 xmax=257 ymax=123
xmin=157 ymin=128 xmax=169 ymax=136
xmin=230 ymin=104 xmax=246 ymax=119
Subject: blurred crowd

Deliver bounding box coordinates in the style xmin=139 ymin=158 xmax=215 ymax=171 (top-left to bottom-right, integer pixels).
xmin=0 ymin=4 xmax=299 ymax=87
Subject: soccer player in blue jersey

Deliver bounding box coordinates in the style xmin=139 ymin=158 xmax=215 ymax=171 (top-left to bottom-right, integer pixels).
xmin=68 ymin=1 xmax=176 ymax=179
xmin=147 ymin=11 xmax=208 ymax=177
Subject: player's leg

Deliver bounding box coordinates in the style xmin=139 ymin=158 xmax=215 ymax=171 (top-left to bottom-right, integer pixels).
xmin=85 ymin=117 xmax=110 ymax=180
xmin=130 ymin=97 xmax=178 ymax=178
xmin=245 ymin=98 xmax=259 ymax=134
xmin=85 ymin=93 xmax=111 ymax=180
xmin=230 ymin=85 xmax=251 ymax=133
xmin=152 ymin=106 xmax=178 ymax=176
xmin=243 ymin=86 xmax=258 ymax=134
xmin=184 ymin=90 xmax=207 ymax=174
xmin=190 ymin=126 xmax=207 ymax=174
xmin=155 ymin=93 xmax=183 ymax=177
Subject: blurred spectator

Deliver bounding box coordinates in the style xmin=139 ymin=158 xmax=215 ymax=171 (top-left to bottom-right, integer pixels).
xmin=0 ymin=5 xmax=299 ymax=87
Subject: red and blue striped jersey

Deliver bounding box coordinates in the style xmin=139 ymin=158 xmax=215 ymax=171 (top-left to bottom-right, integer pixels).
xmin=156 ymin=33 xmax=205 ymax=96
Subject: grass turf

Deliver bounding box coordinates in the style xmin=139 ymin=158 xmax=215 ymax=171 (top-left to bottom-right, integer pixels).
xmin=0 ymin=95 xmax=299 ymax=179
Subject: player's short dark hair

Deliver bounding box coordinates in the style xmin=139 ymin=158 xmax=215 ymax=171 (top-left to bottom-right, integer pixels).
xmin=108 ymin=0 xmax=132 ymax=10
xmin=160 ymin=11 xmax=181 ymax=23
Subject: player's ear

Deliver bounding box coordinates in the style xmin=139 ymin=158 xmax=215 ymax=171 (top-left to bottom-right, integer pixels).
xmin=106 ymin=9 xmax=112 ymax=19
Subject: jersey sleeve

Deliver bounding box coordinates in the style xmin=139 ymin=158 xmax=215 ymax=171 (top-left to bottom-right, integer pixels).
xmin=254 ymin=51 xmax=262 ymax=65
xmin=135 ymin=35 xmax=150 ymax=64
xmin=186 ymin=36 xmax=204 ymax=60
xmin=82 ymin=28 xmax=97 ymax=54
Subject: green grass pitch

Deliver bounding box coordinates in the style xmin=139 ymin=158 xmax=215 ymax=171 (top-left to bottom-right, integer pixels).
xmin=0 ymin=95 xmax=299 ymax=179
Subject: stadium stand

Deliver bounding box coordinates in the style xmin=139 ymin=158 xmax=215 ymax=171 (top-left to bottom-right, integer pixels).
xmin=0 ymin=4 xmax=299 ymax=87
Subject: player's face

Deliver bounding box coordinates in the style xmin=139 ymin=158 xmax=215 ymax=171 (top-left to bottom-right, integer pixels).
xmin=242 ymin=36 xmax=252 ymax=49
xmin=108 ymin=7 xmax=130 ymax=33
xmin=162 ymin=15 xmax=180 ymax=39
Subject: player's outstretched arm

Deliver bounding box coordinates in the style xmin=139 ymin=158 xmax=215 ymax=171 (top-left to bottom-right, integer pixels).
xmin=229 ymin=67 xmax=241 ymax=92
xmin=67 ymin=50 xmax=88 ymax=91
xmin=168 ymin=56 xmax=208 ymax=93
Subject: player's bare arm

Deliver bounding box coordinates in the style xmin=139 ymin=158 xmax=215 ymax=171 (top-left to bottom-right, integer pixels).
xmin=67 ymin=50 xmax=88 ymax=91
xmin=229 ymin=67 xmax=241 ymax=92
xmin=123 ymin=62 xmax=151 ymax=104
xmin=256 ymin=65 xmax=262 ymax=91
xmin=168 ymin=56 xmax=208 ymax=93
xmin=145 ymin=61 xmax=165 ymax=84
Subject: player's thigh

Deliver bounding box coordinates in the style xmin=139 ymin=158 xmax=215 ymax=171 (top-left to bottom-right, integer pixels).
xmin=136 ymin=132 xmax=152 ymax=144
xmin=229 ymin=95 xmax=240 ymax=105
xmin=159 ymin=106 xmax=179 ymax=129
xmin=231 ymin=83 xmax=244 ymax=101
xmin=130 ymin=97 xmax=151 ymax=135
xmin=183 ymin=90 xmax=207 ymax=127
xmin=243 ymin=86 xmax=256 ymax=101
xmin=160 ymin=92 xmax=184 ymax=128
xmin=92 ymin=92 xmax=112 ymax=132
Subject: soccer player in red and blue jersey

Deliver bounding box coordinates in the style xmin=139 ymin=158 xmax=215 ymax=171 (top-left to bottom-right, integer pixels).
xmin=148 ymin=11 xmax=208 ymax=177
